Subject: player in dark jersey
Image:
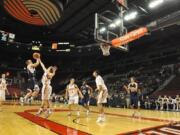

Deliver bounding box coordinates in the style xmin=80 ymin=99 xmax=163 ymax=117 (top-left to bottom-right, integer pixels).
xmin=128 ymin=77 xmax=138 ymax=109
xmin=80 ymin=81 xmax=93 ymax=116
xmin=127 ymin=77 xmax=140 ymax=117
xmin=23 ymin=58 xmax=40 ymax=103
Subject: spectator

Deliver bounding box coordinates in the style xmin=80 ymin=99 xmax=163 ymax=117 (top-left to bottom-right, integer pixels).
xmin=155 ymin=95 xmax=163 ymax=110
xmin=168 ymin=96 xmax=175 ymax=111
xmin=144 ymin=96 xmax=151 ymax=109
xmin=163 ymin=95 xmax=169 ymax=111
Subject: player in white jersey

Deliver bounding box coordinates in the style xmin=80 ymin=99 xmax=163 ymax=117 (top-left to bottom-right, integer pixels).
xmin=93 ymin=70 xmax=108 ymax=123
xmin=65 ymin=78 xmax=83 ymax=117
xmin=0 ymin=74 xmax=9 ymax=110
xmin=36 ymin=59 xmax=57 ymax=118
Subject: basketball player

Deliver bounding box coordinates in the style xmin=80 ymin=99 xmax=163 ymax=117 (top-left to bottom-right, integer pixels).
xmin=0 ymin=74 xmax=9 ymax=110
xmin=93 ymin=70 xmax=108 ymax=123
xmin=80 ymin=80 xmax=93 ymax=116
xmin=65 ymin=78 xmax=83 ymax=117
xmin=127 ymin=77 xmax=140 ymax=117
xmin=175 ymin=95 xmax=180 ymax=111
xmin=36 ymin=59 xmax=57 ymax=118
xmin=23 ymin=58 xmax=40 ymax=103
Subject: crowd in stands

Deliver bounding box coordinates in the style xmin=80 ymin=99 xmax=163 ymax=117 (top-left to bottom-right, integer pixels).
xmin=103 ymin=64 xmax=180 ymax=111
xmin=107 ymin=64 xmax=174 ymax=95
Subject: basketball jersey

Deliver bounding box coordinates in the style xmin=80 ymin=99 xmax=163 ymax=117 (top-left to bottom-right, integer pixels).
xmin=176 ymin=98 xmax=180 ymax=102
xmin=81 ymin=85 xmax=89 ymax=98
xmin=67 ymin=84 xmax=78 ymax=97
xmin=42 ymin=72 xmax=51 ymax=85
xmin=129 ymin=83 xmax=137 ymax=92
xmin=0 ymin=78 xmax=6 ymax=90
xmin=95 ymin=75 xmax=108 ymax=91
xmin=158 ymin=98 xmax=162 ymax=102
xmin=169 ymin=98 xmax=173 ymax=103
xmin=27 ymin=65 xmax=36 ymax=79
xmin=164 ymin=98 xmax=168 ymax=102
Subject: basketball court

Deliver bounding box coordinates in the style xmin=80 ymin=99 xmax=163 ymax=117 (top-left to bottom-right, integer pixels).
xmin=0 ymin=0 xmax=180 ymax=135
xmin=0 ymin=103 xmax=180 ymax=135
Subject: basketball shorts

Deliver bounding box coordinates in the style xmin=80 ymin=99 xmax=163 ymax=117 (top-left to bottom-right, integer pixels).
xmin=41 ymin=84 xmax=52 ymax=100
xmin=97 ymin=90 xmax=108 ymax=104
xmin=27 ymin=78 xmax=37 ymax=90
xmin=68 ymin=95 xmax=79 ymax=104
xmin=81 ymin=97 xmax=90 ymax=105
xmin=0 ymin=90 xmax=5 ymax=101
xmin=130 ymin=93 xmax=138 ymax=108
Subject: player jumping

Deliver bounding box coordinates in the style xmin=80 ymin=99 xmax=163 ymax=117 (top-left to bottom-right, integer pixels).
xmin=36 ymin=59 xmax=57 ymax=118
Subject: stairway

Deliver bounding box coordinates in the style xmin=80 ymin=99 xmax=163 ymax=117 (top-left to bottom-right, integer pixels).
xmin=153 ymin=76 xmax=180 ymax=97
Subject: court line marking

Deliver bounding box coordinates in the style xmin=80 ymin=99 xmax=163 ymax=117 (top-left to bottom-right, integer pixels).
xmin=16 ymin=109 xmax=179 ymax=135
xmin=119 ymin=122 xmax=180 ymax=135
xmin=25 ymin=109 xmax=177 ymax=123
xmin=119 ymin=123 xmax=170 ymax=135
xmin=16 ymin=111 xmax=91 ymax=135
xmin=73 ymin=117 xmax=87 ymax=127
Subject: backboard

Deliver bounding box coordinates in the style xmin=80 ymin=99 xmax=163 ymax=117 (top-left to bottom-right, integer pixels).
xmin=94 ymin=0 xmax=128 ymax=52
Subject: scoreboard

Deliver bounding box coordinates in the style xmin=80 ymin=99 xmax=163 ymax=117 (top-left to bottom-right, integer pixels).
xmin=0 ymin=30 xmax=15 ymax=42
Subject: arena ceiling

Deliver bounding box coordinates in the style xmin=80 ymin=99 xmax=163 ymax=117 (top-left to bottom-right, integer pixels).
xmin=0 ymin=0 xmax=180 ymax=47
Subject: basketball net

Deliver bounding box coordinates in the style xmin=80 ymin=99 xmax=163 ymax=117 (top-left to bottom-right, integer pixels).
xmin=100 ymin=43 xmax=111 ymax=56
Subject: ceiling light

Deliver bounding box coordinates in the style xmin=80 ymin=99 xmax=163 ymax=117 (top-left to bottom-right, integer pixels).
xmin=124 ymin=11 xmax=138 ymax=21
xmin=109 ymin=23 xmax=116 ymax=28
xmin=99 ymin=27 xmax=106 ymax=33
xmin=149 ymin=0 xmax=164 ymax=9
xmin=114 ymin=19 xmax=121 ymax=25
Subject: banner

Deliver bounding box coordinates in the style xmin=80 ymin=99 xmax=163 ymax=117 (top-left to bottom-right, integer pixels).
xmin=111 ymin=27 xmax=148 ymax=47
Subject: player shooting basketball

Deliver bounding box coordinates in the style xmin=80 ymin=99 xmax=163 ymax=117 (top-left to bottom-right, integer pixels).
xmin=23 ymin=54 xmax=40 ymax=103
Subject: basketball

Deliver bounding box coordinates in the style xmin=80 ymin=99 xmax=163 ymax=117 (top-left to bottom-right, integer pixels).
xmin=33 ymin=52 xmax=40 ymax=59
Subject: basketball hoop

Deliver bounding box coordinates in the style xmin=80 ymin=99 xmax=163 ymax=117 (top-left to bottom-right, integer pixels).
xmin=100 ymin=43 xmax=111 ymax=56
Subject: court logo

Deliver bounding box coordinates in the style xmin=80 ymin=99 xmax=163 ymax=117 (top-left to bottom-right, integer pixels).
xmin=128 ymin=123 xmax=180 ymax=135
